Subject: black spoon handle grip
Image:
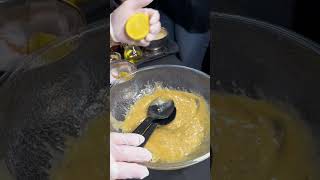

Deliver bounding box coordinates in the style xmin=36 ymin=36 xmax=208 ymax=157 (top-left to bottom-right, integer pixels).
xmin=132 ymin=117 xmax=154 ymax=135
xmin=139 ymin=123 xmax=157 ymax=147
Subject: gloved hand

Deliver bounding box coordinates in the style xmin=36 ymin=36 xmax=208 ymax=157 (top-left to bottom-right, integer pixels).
xmin=110 ymin=0 xmax=161 ymax=47
xmin=110 ymin=132 xmax=152 ymax=180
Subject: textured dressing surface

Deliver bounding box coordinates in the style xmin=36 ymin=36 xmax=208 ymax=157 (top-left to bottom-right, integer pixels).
xmin=212 ymin=93 xmax=320 ymax=180
xmin=121 ymin=88 xmax=209 ymax=163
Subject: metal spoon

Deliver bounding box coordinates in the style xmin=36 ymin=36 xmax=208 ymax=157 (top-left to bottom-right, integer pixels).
xmin=132 ymin=98 xmax=176 ymax=147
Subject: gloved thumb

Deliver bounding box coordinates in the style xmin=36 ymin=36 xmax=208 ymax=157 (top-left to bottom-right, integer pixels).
xmin=125 ymin=0 xmax=153 ymax=9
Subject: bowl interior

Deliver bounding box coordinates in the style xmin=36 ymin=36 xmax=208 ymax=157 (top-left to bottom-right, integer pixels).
xmin=110 ymin=65 xmax=210 ymax=170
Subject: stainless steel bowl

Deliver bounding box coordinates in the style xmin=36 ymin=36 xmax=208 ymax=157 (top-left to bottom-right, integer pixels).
xmin=110 ymin=65 xmax=210 ymax=170
xmin=145 ymin=27 xmax=168 ymax=51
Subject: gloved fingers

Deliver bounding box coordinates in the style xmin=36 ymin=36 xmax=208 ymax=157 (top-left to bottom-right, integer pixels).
xmin=125 ymin=38 xmax=136 ymax=45
xmin=124 ymin=0 xmax=153 ymax=9
xmin=112 ymin=145 xmax=152 ymax=162
xmin=111 ymin=132 xmax=145 ymax=146
xmin=115 ymin=162 xmax=149 ymax=179
xmin=144 ymin=22 xmax=161 ymax=42
xmin=137 ymin=39 xmax=150 ymax=47
xmin=138 ymin=8 xmax=160 ymax=25
xmin=150 ymin=9 xmax=160 ymax=25
xmin=149 ymin=21 xmax=161 ymax=35
xmin=110 ymin=155 xmax=119 ymax=180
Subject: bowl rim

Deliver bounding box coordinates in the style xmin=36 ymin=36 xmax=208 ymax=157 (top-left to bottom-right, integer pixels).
xmin=146 ymin=151 xmax=210 ymax=170
xmin=153 ymin=27 xmax=168 ymax=41
xmin=110 ymin=65 xmax=211 ymax=170
xmin=134 ymin=64 xmax=210 ymax=78
xmin=111 ymin=64 xmax=210 ymax=88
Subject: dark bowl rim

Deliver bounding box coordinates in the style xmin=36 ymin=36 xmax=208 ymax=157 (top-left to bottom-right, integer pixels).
xmin=211 ymin=12 xmax=320 ymax=56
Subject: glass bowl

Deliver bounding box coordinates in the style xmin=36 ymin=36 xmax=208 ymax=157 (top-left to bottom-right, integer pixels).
xmin=110 ymin=65 xmax=210 ymax=170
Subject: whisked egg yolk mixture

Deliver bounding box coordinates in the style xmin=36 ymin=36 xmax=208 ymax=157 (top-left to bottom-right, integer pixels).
xmin=121 ymin=88 xmax=210 ymax=163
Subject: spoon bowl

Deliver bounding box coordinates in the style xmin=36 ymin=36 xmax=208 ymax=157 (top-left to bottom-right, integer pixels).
xmin=153 ymin=107 xmax=176 ymax=125
xmin=147 ymin=98 xmax=175 ymax=119
xmin=132 ymin=98 xmax=176 ymax=147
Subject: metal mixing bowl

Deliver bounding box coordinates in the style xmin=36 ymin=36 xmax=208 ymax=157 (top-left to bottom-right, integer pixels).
xmin=110 ymin=65 xmax=210 ymax=170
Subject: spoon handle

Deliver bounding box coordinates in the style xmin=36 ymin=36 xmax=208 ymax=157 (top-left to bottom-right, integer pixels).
xmin=132 ymin=117 xmax=154 ymax=135
xmin=139 ymin=123 xmax=157 ymax=147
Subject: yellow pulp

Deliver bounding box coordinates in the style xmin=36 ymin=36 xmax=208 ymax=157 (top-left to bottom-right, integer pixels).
xmin=125 ymin=13 xmax=150 ymax=41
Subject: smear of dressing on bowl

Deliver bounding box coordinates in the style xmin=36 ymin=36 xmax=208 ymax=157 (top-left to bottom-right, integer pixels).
xmin=212 ymin=92 xmax=320 ymax=180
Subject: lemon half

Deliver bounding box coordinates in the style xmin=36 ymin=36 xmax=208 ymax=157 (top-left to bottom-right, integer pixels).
xmin=125 ymin=13 xmax=149 ymax=41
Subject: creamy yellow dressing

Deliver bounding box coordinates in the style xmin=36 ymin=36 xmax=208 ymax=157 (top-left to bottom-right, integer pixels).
xmin=50 ymin=114 xmax=108 ymax=180
xmin=212 ymin=93 xmax=320 ymax=180
xmin=121 ymin=88 xmax=210 ymax=163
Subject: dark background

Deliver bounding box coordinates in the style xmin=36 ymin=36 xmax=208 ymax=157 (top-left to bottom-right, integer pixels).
xmin=202 ymin=0 xmax=320 ymax=74
xmin=214 ymin=0 xmax=320 ymax=43
xmin=212 ymin=0 xmax=320 ymax=43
